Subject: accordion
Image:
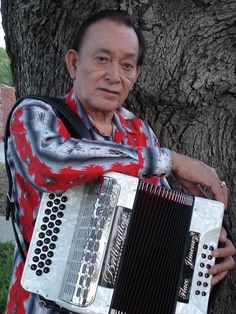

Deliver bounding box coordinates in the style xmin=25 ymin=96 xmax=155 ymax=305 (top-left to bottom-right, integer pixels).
xmin=21 ymin=172 xmax=224 ymax=314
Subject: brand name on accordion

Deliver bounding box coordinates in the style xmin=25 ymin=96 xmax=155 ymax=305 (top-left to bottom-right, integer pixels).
xmin=177 ymin=231 xmax=200 ymax=303
xmin=185 ymin=234 xmax=199 ymax=269
xmin=179 ymin=278 xmax=190 ymax=300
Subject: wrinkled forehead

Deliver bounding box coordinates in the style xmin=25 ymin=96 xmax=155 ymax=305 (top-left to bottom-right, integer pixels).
xmin=80 ymin=19 xmax=140 ymax=57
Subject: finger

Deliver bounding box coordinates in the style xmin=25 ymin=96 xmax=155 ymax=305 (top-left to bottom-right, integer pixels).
xmin=211 ymin=270 xmax=228 ymax=286
xmin=213 ymin=239 xmax=236 ymax=259
xmin=211 ymin=181 xmax=228 ymax=208
xmin=209 ymin=256 xmax=235 ymax=276
xmin=218 ymin=227 xmax=227 ymax=243
xmin=175 ymin=179 xmax=207 ymax=198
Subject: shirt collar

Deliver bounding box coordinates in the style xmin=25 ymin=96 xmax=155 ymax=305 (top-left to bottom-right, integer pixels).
xmin=65 ymin=88 xmax=139 ymax=136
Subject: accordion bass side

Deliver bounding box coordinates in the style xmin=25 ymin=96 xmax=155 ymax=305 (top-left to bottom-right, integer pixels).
xmin=21 ymin=172 xmax=224 ymax=314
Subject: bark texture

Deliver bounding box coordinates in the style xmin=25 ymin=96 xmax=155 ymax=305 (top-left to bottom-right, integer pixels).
xmin=1 ymin=0 xmax=236 ymax=313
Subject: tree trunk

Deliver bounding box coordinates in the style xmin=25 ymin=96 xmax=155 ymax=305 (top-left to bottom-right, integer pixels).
xmin=1 ymin=0 xmax=236 ymax=313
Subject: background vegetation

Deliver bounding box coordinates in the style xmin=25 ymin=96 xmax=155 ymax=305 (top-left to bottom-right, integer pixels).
xmin=0 ymin=47 xmax=13 ymax=86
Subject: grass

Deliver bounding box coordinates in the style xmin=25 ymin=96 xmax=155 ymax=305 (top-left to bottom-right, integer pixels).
xmin=0 ymin=242 xmax=14 ymax=313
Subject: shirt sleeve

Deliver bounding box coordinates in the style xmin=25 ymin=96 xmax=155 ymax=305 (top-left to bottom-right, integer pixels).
xmin=8 ymin=99 xmax=172 ymax=192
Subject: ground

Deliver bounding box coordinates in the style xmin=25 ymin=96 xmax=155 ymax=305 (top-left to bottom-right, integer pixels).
xmin=0 ymin=164 xmax=8 ymax=215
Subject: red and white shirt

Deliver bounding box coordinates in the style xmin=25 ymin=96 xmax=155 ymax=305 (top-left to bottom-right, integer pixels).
xmin=6 ymin=88 xmax=171 ymax=314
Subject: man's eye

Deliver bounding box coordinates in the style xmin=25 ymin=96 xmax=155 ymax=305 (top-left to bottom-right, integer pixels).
xmin=123 ymin=63 xmax=134 ymax=71
xmin=96 ymin=56 xmax=108 ymax=62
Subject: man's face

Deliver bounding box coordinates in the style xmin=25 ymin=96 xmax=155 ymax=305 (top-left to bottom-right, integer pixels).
xmin=70 ymin=19 xmax=140 ymax=113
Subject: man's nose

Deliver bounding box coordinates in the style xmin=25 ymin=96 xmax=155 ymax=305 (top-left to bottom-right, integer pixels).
xmin=105 ymin=62 xmax=121 ymax=84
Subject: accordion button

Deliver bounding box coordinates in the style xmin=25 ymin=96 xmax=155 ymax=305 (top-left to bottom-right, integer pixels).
xmin=41 ymin=224 xmax=47 ymax=231
xmin=49 ymin=243 xmax=56 ymax=250
xmin=44 ymin=238 xmax=50 ymax=244
xmin=36 ymin=240 xmax=43 ymax=247
xmin=31 ymin=264 xmax=37 ymax=271
xmin=35 ymin=248 xmax=41 ymax=254
xmin=82 ymin=264 xmax=87 ymax=273
xmin=43 ymin=217 xmax=49 ymax=223
xmin=39 ymin=232 xmax=45 ymax=239
xmin=200 ymin=263 xmax=205 ymax=268
xmin=49 ymin=194 xmax=56 ymax=199
xmin=89 ymin=265 xmax=94 ymax=275
xmin=208 ymin=255 xmax=213 ymax=260
xmin=53 ymin=227 xmax=60 ymax=234
xmin=55 ymin=220 xmax=62 ymax=226
xmin=203 ymin=282 xmax=208 ymax=287
xmin=201 ymin=253 xmax=206 ymax=258
xmin=202 ymin=292 xmax=207 ymax=296
xmin=79 ymin=276 xmax=84 ymax=285
xmin=197 ymin=281 xmax=202 ymax=286
xmin=203 ymin=244 xmax=208 ymax=249
xmin=209 ymin=246 xmax=214 ymax=251
xmin=46 ymin=230 xmax=53 ymax=236
xmin=206 ymin=264 xmax=211 ymax=269
xmin=54 ymin=199 xmax=60 ymax=205
xmin=91 ymin=253 xmax=97 ymax=263
xmin=97 ymin=230 xmax=102 ymax=240
xmin=40 ymin=254 xmax=46 ymax=260
xmin=198 ymin=272 xmax=203 ymax=277
xmin=45 ymin=209 xmax=51 ymax=215
xmin=59 ymin=204 xmax=66 ymax=210
xmin=36 ymin=269 xmax=43 ymax=276
xmin=205 ymin=273 xmax=210 ymax=278
xmin=86 ymin=278 xmax=91 ymax=286
xmin=46 ymin=201 xmax=53 ymax=207
xmin=47 ymin=251 xmax=54 ymax=258
xmin=43 ymin=267 xmax=50 ymax=273
xmin=52 ymin=206 xmax=59 ymax=213
xmin=45 ymin=259 xmax=52 ymax=266
xmin=42 ymin=246 xmax=49 ymax=252
xmin=57 ymin=212 xmax=64 ymax=218
xmin=195 ymin=290 xmax=200 ymax=295
xmin=94 ymin=241 xmax=100 ymax=252
xmin=61 ymin=196 xmax=68 ymax=202
xmin=50 ymin=214 xmax=57 ymax=221
xmin=48 ymin=222 xmax=54 ymax=228
xmin=38 ymin=262 xmax=44 ymax=268
xmin=33 ymin=256 xmax=39 ymax=262
xmin=51 ymin=235 xmax=58 ymax=242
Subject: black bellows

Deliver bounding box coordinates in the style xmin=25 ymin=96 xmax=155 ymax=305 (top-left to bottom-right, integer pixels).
xmin=111 ymin=182 xmax=193 ymax=314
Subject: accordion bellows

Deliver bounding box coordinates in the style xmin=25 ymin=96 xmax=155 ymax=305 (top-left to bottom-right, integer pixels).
xmin=21 ymin=172 xmax=224 ymax=314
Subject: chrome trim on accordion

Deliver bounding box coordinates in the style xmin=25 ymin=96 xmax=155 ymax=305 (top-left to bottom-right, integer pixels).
xmin=21 ymin=172 xmax=224 ymax=314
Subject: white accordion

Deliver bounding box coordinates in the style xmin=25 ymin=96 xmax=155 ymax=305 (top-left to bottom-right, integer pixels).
xmin=21 ymin=172 xmax=224 ymax=314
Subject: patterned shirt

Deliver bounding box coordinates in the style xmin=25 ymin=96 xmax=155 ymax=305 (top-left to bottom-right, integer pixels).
xmin=5 ymin=88 xmax=172 ymax=314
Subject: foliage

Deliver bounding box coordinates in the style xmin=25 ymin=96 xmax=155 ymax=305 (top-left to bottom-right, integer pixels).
xmin=0 ymin=242 xmax=14 ymax=312
xmin=0 ymin=47 xmax=13 ymax=86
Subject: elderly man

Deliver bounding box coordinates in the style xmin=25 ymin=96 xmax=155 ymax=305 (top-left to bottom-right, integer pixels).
xmin=6 ymin=9 xmax=235 ymax=314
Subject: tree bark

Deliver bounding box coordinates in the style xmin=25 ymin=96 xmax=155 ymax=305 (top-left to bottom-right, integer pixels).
xmin=1 ymin=0 xmax=236 ymax=313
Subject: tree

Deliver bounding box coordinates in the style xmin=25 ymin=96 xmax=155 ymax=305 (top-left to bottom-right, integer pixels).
xmin=1 ymin=0 xmax=236 ymax=313
xmin=0 ymin=47 xmax=13 ymax=86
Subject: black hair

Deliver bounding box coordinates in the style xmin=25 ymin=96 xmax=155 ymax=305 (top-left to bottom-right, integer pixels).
xmin=71 ymin=9 xmax=145 ymax=66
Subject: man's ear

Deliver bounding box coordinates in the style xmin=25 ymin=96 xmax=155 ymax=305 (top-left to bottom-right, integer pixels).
xmin=135 ymin=65 xmax=141 ymax=81
xmin=65 ymin=49 xmax=79 ymax=80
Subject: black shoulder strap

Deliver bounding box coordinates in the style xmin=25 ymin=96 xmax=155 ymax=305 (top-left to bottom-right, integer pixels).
xmin=4 ymin=95 xmax=93 ymax=262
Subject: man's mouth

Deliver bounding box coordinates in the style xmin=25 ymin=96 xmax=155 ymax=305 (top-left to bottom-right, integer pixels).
xmin=99 ymin=88 xmax=119 ymax=95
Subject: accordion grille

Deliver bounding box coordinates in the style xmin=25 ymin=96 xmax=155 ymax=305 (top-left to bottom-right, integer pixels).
xmin=111 ymin=182 xmax=194 ymax=314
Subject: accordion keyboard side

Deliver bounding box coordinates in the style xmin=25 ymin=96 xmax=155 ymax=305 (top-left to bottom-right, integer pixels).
xmin=175 ymin=197 xmax=224 ymax=314
xmin=21 ymin=172 xmax=139 ymax=314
